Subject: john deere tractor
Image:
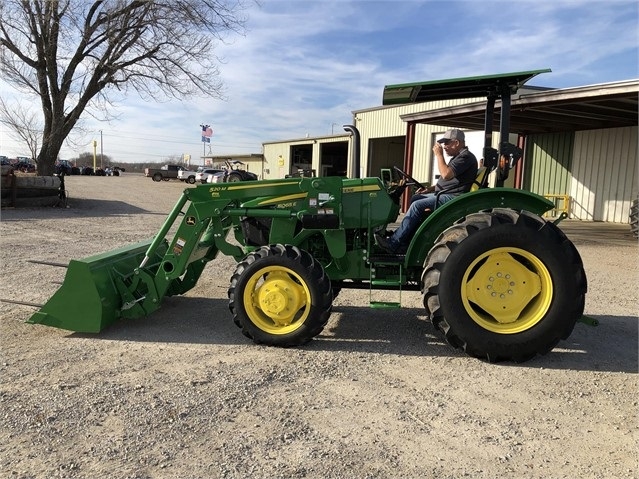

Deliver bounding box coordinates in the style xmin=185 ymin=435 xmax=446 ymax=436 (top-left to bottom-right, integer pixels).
xmin=25 ymin=71 xmax=588 ymax=362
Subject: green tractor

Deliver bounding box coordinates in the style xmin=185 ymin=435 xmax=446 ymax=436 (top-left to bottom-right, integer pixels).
xmin=26 ymin=71 xmax=588 ymax=362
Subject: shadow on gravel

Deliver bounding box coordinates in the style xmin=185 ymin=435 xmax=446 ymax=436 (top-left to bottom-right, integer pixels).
xmin=530 ymin=314 xmax=638 ymax=374
xmin=559 ymin=220 xmax=637 ymax=247
xmin=69 ymin=297 xmax=638 ymax=374
xmin=66 ymin=198 xmax=163 ymax=216
xmin=71 ymin=296 xmax=243 ymax=345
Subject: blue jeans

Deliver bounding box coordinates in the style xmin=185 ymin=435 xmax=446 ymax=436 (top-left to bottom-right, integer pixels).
xmin=386 ymin=192 xmax=456 ymax=251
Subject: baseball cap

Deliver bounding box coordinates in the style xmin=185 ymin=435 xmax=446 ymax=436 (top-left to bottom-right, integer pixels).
xmin=437 ymin=129 xmax=465 ymax=143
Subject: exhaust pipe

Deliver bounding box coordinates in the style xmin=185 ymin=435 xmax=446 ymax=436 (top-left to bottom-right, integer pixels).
xmin=343 ymin=124 xmax=361 ymax=178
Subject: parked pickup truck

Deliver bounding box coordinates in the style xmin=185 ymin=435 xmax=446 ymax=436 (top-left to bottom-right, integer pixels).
xmin=177 ymin=168 xmax=198 ymax=184
xmin=144 ymin=164 xmax=195 ymax=182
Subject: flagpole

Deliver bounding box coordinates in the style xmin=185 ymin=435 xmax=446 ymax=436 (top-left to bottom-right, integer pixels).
xmin=200 ymin=123 xmax=211 ymax=165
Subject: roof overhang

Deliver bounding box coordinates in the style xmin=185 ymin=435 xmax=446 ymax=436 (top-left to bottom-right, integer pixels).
xmin=382 ymin=69 xmax=551 ymax=105
xmin=400 ymin=80 xmax=639 ymax=134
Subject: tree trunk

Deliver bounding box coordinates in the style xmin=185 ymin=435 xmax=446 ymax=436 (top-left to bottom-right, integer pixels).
xmin=37 ymin=138 xmax=63 ymax=176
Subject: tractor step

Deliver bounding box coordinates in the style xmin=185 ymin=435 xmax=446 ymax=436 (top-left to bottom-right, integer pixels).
xmin=371 ymin=279 xmax=403 ymax=286
xmin=368 ymin=255 xmax=404 ymax=307
xmin=370 ymin=301 xmax=401 ymax=309
xmin=578 ymin=315 xmax=599 ymax=327
xmin=368 ymin=254 xmax=405 ymax=264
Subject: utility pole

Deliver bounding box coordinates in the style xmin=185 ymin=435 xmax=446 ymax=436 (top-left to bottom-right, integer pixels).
xmin=92 ymin=140 xmax=97 ymax=170
xmin=99 ymin=130 xmax=103 ymax=168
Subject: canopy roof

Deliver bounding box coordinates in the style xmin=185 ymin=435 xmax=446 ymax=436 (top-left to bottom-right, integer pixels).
xmin=382 ymin=69 xmax=551 ymax=105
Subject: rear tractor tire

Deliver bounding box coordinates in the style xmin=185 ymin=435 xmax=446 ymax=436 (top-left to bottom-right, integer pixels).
xmin=228 ymin=244 xmax=333 ymax=346
xmin=422 ymin=209 xmax=587 ymax=362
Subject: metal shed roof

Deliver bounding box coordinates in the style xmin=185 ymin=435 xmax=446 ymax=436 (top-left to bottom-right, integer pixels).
xmin=382 ymin=69 xmax=551 ymax=105
xmin=399 ymin=79 xmax=639 ymax=134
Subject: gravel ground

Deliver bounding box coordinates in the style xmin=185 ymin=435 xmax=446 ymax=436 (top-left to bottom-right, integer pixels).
xmin=1 ymin=173 xmax=637 ymax=479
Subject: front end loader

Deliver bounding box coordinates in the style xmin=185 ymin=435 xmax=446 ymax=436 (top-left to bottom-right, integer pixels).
xmin=23 ymin=70 xmax=589 ymax=362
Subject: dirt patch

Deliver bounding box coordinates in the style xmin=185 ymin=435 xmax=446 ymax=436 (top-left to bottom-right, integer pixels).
xmin=1 ymin=174 xmax=637 ymax=479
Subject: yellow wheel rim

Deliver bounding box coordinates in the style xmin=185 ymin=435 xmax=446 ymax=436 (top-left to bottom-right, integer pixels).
xmin=243 ymin=266 xmax=311 ymax=335
xmin=462 ymin=247 xmax=553 ymax=334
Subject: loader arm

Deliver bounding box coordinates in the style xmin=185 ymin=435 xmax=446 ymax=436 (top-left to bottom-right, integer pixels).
xmin=27 ymin=176 xmax=400 ymax=333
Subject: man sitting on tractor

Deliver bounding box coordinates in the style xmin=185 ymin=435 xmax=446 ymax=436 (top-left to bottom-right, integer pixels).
xmin=375 ymin=129 xmax=478 ymax=253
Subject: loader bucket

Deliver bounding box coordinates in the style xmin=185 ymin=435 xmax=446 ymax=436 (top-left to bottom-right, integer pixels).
xmin=27 ymin=239 xmax=167 ymax=333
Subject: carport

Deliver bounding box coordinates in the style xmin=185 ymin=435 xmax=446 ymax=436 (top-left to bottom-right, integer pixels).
xmin=396 ymin=75 xmax=639 ymax=187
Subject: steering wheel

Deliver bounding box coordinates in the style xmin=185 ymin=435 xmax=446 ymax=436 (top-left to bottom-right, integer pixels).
xmin=393 ymin=166 xmax=427 ymax=190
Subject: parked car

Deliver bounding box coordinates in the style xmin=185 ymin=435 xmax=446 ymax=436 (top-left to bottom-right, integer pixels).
xmin=206 ymin=170 xmax=227 ymax=183
xmin=13 ymin=161 xmax=36 ymax=173
xmin=146 ymin=164 xmax=194 ymax=182
xmin=55 ymin=161 xmax=73 ymax=175
xmin=196 ymin=168 xmax=224 ymax=184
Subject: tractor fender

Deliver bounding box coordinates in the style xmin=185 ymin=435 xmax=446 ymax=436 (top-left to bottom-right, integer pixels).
xmin=404 ymin=188 xmax=554 ymax=267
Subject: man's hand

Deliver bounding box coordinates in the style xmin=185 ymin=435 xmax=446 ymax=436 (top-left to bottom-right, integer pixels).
xmin=415 ymin=185 xmax=435 ymax=195
xmin=433 ymin=142 xmax=454 ymax=180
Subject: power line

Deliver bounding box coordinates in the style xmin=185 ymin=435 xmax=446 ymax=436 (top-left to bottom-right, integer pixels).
xmin=99 ymin=131 xmax=261 ymax=149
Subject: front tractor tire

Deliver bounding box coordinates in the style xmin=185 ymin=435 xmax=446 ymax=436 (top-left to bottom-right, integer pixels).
xmin=422 ymin=209 xmax=587 ymax=363
xmin=229 ymin=244 xmax=333 ymax=347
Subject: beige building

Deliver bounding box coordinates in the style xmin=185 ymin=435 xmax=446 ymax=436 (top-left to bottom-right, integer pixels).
xmin=262 ymin=134 xmax=351 ymax=180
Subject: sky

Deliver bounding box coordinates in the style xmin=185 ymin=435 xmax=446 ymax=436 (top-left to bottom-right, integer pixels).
xmin=1 ymin=0 xmax=637 ymax=165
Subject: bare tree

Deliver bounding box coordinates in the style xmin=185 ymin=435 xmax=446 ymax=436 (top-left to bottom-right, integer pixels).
xmin=166 ymin=154 xmax=186 ymax=165
xmin=0 ymin=96 xmax=88 ymax=160
xmin=0 ymin=97 xmax=42 ymax=162
xmin=0 ymin=0 xmax=248 ymax=175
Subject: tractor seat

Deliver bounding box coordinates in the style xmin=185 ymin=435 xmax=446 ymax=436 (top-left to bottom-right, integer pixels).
xmin=470 ymin=166 xmax=488 ymax=191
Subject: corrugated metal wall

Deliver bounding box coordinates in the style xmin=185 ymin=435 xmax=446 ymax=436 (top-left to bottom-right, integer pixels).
xmin=524 ymin=126 xmax=638 ymax=223
xmin=570 ymin=126 xmax=638 ymax=222
xmin=524 ymin=132 xmax=574 ymax=197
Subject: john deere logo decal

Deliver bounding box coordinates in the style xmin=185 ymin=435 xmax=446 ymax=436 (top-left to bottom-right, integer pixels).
xmin=186 ymin=216 xmax=196 ymax=226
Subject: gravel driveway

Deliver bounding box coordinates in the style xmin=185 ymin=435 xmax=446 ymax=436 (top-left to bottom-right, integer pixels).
xmin=1 ymin=174 xmax=637 ymax=479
